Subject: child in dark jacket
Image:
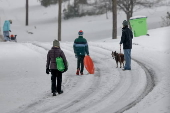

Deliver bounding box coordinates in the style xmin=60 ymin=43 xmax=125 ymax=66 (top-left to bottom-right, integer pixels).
xmin=73 ymin=30 xmax=89 ymax=75
xmin=46 ymin=40 xmax=68 ymax=96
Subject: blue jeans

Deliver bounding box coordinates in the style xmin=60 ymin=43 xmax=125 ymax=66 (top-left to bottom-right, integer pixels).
xmin=124 ymin=49 xmax=131 ymax=70
xmin=3 ymin=31 xmax=10 ymax=41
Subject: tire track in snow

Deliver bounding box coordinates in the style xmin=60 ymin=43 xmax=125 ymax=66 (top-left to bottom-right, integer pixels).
xmin=46 ymin=43 xmax=147 ymax=113
xmin=41 ymin=43 xmax=104 ymax=113
xmin=118 ymin=60 xmax=155 ymax=113
xmin=54 ymin=43 xmax=131 ymax=113
xmin=47 ymin=70 xmax=101 ymax=113
xmin=9 ymin=43 xmax=88 ymax=113
xmin=9 ymin=42 xmax=155 ymax=113
xmin=67 ymin=45 xmax=144 ymax=113
xmin=89 ymin=44 xmax=155 ymax=113
xmin=26 ymin=43 xmax=120 ymax=113
xmin=57 ymin=43 xmax=152 ymax=113
xmin=14 ymin=42 xmax=102 ymax=113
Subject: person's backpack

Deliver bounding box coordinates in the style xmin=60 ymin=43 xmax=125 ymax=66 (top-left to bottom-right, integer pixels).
xmin=56 ymin=57 xmax=65 ymax=72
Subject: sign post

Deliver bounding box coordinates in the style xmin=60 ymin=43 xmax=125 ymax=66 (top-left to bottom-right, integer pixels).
xmin=0 ymin=17 xmax=3 ymax=41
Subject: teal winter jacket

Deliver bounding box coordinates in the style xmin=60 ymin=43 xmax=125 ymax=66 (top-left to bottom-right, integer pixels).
xmin=3 ymin=20 xmax=11 ymax=31
xmin=73 ymin=36 xmax=89 ymax=56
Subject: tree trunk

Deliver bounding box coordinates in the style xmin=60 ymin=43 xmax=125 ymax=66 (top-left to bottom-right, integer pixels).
xmin=58 ymin=0 xmax=62 ymax=41
xmin=126 ymin=12 xmax=131 ymax=23
xmin=26 ymin=0 xmax=29 ymax=26
xmin=126 ymin=10 xmax=133 ymax=29
xmin=112 ymin=0 xmax=117 ymax=39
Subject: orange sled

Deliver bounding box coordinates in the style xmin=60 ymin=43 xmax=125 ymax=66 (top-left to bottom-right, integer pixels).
xmin=84 ymin=55 xmax=95 ymax=74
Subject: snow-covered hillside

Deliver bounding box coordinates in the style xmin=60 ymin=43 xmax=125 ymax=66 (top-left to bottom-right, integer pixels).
xmin=0 ymin=0 xmax=169 ymax=42
xmin=0 ymin=0 xmax=170 ymax=113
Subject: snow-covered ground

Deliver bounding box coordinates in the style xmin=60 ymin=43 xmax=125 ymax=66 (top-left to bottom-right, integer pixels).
xmin=0 ymin=0 xmax=170 ymax=113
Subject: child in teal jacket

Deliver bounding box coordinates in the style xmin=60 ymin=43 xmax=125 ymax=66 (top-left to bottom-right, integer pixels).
xmin=3 ymin=20 xmax=12 ymax=41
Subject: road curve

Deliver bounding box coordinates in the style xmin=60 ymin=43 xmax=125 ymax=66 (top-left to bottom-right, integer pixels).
xmin=9 ymin=42 xmax=155 ymax=113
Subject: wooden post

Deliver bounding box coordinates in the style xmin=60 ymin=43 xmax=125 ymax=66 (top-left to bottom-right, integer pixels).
xmin=26 ymin=0 xmax=29 ymax=26
xmin=0 ymin=17 xmax=1 ymax=35
xmin=0 ymin=17 xmax=3 ymax=41
xmin=58 ymin=0 xmax=62 ymax=41
xmin=112 ymin=0 xmax=117 ymax=39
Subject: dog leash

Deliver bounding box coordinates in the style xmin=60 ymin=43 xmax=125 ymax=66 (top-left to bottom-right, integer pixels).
xmin=120 ymin=44 xmax=121 ymax=53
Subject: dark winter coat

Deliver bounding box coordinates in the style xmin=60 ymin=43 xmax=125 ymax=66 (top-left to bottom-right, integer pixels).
xmin=46 ymin=47 xmax=67 ymax=69
xmin=120 ymin=26 xmax=133 ymax=49
xmin=73 ymin=36 xmax=89 ymax=56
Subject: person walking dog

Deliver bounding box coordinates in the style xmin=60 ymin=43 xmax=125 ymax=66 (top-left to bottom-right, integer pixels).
xmin=120 ymin=20 xmax=133 ymax=70
xmin=73 ymin=30 xmax=89 ymax=75
xmin=46 ymin=40 xmax=68 ymax=96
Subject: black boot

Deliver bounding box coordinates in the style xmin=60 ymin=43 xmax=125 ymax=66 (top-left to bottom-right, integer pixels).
xmin=53 ymin=93 xmax=56 ymax=96
xmin=58 ymin=90 xmax=63 ymax=94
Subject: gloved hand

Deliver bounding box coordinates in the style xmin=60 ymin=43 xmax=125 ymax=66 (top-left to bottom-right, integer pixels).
xmin=65 ymin=67 xmax=68 ymax=72
xmin=46 ymin=68 xmax=50 ymax=74
xmin=62 ymin=67 xmax=68 ymax=73
xmin=9 ymin=30 xmax=11 ymax=32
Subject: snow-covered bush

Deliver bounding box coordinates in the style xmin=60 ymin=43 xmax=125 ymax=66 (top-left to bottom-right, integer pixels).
xmin=39 ymin=0 xmax=68 ymax=7
xmin=161 ymin=12 xmax=170 ymax=27
xmin=63 ymin=3 xmax=107 ymax=19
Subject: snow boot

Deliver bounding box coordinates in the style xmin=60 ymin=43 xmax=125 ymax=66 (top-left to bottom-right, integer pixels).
xmin=80 ymin=72 xmax=83 ymax=75
xmin=58 ymin=90 xmax=63 ymax=94
xmin=53 ymin=93 xmax=56 ymax=96
xmin=76 ymin=69 xmax=80 ymax=75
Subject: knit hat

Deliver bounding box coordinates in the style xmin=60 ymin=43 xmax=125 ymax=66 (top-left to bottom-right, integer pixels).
xmin=9 ymin=20 xmax=12 ymax=24
xmin=53 ymin=40 xmax=60 ymax=47
xmin=122 ymin=20 xmax=128 ymax=26
xmin=78 ymin=30 xmax=83 ymax=35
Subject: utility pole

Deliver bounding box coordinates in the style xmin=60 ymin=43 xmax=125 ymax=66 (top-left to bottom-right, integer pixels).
xmin=58 ymin=0 xmax=62 ymax=41
xmin=112 ymin=0 xmax=117 ymax=39
xmin=0 ymin=17 xmax=1 ymax=35
xmin=0 ymin=17 xmax=3 ymax=41
xmin=26 ymin=0 xmax=29 ymax=26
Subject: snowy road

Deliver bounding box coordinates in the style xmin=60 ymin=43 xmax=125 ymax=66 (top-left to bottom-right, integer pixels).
xmin=0 ymin=0 xmax=169 ymax=112
xmin=3 ymin=42 xmax=155 ymax=113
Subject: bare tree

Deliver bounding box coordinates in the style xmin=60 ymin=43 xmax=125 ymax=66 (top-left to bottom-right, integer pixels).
xmin=58 ymin=0 xmax=62 ymax=41
xmin=117 ymin=0 xmax=160 ymax=23
xmin=26 ymin=0 xmax=29 ymax=26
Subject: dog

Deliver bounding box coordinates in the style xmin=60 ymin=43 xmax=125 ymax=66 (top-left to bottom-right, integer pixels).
xmin=111 ymin=51 xmax=124 ymax=68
